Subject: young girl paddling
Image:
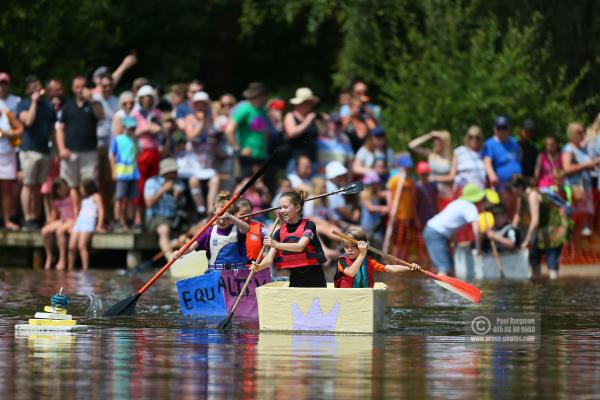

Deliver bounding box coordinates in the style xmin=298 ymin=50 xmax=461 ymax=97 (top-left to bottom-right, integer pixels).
xmin=172 ymin=191 xmax=249 ymax=269
xmin=335 ymin=227 xmax=415 ymax=288
xmin=251 ymin=189 xmax=328 ymax=287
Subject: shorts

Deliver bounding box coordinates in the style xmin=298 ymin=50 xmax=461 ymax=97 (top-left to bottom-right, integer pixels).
xmin=0 ymin=152 xmax=17 ymax=180
xmin=19 ymin=151 xmax=50 ymax=185
xmin=288 ymin=265 xmax=326 ymax=288
xmin=146 ymin=216 xmax=171 ymax=232
xmin=60 ymin=150 xmax=98 ymax=187
xmin=73 ymin=217 xmax=96 ymax=233
xmin=115 ymin=180 xmax=138 ymax=200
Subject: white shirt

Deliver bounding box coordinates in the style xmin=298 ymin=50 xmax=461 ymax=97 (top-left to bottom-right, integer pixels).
xmin=426 ymin=199 xmax=478 ymax=238
xmin=326 ymin=180 xmax=345 ymax=221
xmin=0 ymin=95 xmax=21 ymax=114
xmin=93 ymin=93 xmax=119 ymax=147
xmin=287 ymin=173 xmax=310 ymax=189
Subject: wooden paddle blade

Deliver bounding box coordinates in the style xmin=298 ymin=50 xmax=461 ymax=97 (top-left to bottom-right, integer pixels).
xmin=103 ymin=293 xmax=140 ymax=316
xmin=217 ymin=312 xmax=234 ymax=331
xmin=423 ymin=271 xmax=482 ymax=303
xmin=340 ymin=181 xmax=364 ymax=195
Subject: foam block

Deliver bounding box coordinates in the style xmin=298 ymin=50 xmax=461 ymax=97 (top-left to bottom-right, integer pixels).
xmin=34 ymin=312 xmax=73 ymax=320
xmin=28 ymin=319 xmax=77 ymax=326
xmin=44 ymin=306 xmax=67 ymax=314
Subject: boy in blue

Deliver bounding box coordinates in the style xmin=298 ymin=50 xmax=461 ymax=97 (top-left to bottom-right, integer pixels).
xmin=483 ymin=116 xmax=522 ymax=188
xmin=109 ymin=116 xmax=141 ymax=231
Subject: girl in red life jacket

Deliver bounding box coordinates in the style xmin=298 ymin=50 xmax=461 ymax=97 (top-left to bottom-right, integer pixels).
xmin=251 ymin=189 xmax=328 ymax=287
xmin=236 ymin=198 xmax=266 ymax=265
xmin=171 ymin=192 xmax=249 ymax=269
xmin=334 ymin=227 xmax=415 ymax=288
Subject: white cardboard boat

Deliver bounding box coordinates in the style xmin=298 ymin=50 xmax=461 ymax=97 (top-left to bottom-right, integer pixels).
xmin=454 ymin=246 xmax=531 ymax=280
xmin=256 ymin=282 xmax=388 ymax=333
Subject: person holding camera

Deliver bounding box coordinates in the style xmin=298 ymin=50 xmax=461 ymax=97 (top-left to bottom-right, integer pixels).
xmin=144 ymin=158 xmax=183 ymax=260
xmin=55 ymin=76 xmax=104 ymax=214
xmin=342 ymin=96 xmax=377 ymax=153
xmin=283 ymin=87 xmax=321 ymax=174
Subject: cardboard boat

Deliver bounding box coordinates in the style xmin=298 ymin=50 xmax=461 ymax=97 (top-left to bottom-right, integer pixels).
xmin=256 ymin=282 xmax=388 ymax=333
xmin=454 ymin=246 xmax=531 ymax=280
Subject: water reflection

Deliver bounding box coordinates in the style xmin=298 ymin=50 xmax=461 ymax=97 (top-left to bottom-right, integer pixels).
xmin=1 ymin=268 xmax=600 ymax=398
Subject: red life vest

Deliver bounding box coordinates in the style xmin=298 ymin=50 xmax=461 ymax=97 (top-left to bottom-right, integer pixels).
xmin=333 ymin=255 xmax=375 ymax=288
xmin=274 ymin=219 xmax=327 ymax=269
xmin=245 ymin=221 xmax=263 ymax=265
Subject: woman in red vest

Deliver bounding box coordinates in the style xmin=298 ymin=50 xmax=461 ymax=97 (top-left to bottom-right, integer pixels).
xmin=251 ymin=189 xmax=328 ymax=287
xmin=334 ymin=227 xmax=415 ymax=288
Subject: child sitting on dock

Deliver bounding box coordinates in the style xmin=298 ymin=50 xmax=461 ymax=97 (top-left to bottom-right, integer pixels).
xmin=171 ymin=191 xmax=249 ymax=269
xmin=68 ymin=179 xmax=105 ymax=270
xmin=334 ymin=227 xmax=413 ymax=288
xmin=41 ymin=178 xmax=75 ymax=270
xmin=251 ymin=189 xmax=328 ymax=287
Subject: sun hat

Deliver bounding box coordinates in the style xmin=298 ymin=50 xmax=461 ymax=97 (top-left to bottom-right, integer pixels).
xmin=159 ymin=158 xmax=178 ymax=176
xmin=362 ymin=171 xmax=380 ymax=185
xmin=395 ymin=153 xmax=414 ymax=168
xmin=243 ymin=82 xmax=268 ymax=99
xmin=325 ymin=161 xmax=348 ymax=180
xmin=290 ymin=87 xmax=320 ymax=105
xmin=415 ymin=161 xmax=431 ymax=175
xmin=192 ymin=91 xmax=210 ymax=103
xmin=485 ymin=189 xmax=500 ymax=205
xmin=460 ymin=183 xmax=486 ymax=203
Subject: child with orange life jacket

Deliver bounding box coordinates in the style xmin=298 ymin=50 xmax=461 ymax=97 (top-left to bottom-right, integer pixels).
xmin=235 ymin=198 xmax=266 ymax=265
xmin=251 ymin=189 xmax=327 ymax=287
xmin=172 ymin=192 xmax=249 ymax=269
xmin=334 ymin=227 xmax=415 ymax=288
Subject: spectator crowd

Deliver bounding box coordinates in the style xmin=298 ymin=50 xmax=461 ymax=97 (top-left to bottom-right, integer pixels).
xmin=1 ymin=54 xmax=600 ymax=277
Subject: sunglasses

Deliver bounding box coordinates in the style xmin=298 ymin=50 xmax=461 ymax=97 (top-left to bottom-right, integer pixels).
xmin=221 ymin=102 xmax=234 ymax=107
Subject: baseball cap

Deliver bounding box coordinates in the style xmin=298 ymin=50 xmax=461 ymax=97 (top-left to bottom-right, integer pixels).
xmin=370 ymin=127 xmax=385 ymax=137
xmin=522 ymin=118 xmax=535 ymax=131
xmin=93 ymin=66 xmax=110 ymax=80
xmin=0 ymin=72 xmax=11 ymax=82
xmin=395 ymin=153 xmax=414 ymax=168
xmin=494 ymin=116 xmax=510 ymax=129
xmin=325 ymin=161 xmax=348 ymax=180
xmin=416 ymin=161 xmax=431 ymax=175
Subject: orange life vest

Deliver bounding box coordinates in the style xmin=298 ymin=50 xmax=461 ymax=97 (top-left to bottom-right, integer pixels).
xmin=245 ymin=221 xmax=263 ymax=264
xmin=274 ymin=219 xmax=327 ymax=269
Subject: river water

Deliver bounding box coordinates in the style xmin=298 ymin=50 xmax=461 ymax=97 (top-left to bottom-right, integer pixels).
xmin=1 ymin=267 xmax=599 ymax=399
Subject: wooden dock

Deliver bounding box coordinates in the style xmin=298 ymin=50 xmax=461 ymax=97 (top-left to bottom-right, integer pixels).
xmin=0 ymin=229 xmax=159 ymax=268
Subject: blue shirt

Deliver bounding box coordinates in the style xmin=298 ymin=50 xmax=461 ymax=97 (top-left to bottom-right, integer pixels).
xmin=144 ymin=176 xmax=177 ymax=219
xmin=483 ymin=136 xmax=522 ymax=183
xmin=110 ymin=134 xmax=140 ymax=180
xmin=16 ymin=98 xmax=54 ymax=154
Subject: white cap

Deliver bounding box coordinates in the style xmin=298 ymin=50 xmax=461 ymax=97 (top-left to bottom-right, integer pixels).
xmin=137 ymin=84 xmax=156 ymax=98
xmin=192 ymin=91 xmax=210 ymax=103
xmin=325 ymin=161 xmax=348 ymax=180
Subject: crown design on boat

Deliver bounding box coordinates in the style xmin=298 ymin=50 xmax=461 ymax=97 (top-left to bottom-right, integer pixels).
xmin=291 ymin=298 xmax=341 ymax=331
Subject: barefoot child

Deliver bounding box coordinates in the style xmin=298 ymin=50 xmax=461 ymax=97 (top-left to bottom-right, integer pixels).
xmin=334 ymin=227 xmax=414 ymax=288
xmin=41 ymin=178 xmax=75 ymax=270
xmin=251 ymin=189 xmax=328 ymax=288
xmin=172 ymin=191 xmax=249 ymax=269
xmin=68 ymin=179 xmax=105 ymax=270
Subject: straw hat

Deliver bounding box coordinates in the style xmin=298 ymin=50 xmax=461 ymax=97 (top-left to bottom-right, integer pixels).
xmin=159 ymin=158 xmax=178 ymax=176
xmin=290 ymin=87 xmax=319 ymax=105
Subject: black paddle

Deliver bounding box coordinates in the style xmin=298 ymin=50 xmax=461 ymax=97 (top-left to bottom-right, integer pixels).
xmin=104 ymin=151 xmax=279 ymax=316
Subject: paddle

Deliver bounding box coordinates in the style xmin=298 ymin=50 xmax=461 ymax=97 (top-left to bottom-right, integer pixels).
xmin=217 ymin=217 xmax=280 ymax=331
xmin=104 ymin=151 xmax=279 ymax=316
xmin=239 ymin=181 xmax=364 ymax=219
xmin=332 ymin=230 xmax=483 ymax=304
xmin=480 ymin=211 xmax=504 ymax=278
xmin=383 ymin=170 xmax=405 ymax=253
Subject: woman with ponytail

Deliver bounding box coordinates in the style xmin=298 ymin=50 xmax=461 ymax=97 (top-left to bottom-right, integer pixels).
xmin=251 ymin=188 xmax=328 ymax=287
xmin=171 ymin=191 xmax=249 ymax=269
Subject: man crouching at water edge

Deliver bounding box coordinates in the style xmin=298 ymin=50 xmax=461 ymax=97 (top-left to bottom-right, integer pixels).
xmin=171 ymin=192 xmax=249 ymax=269
xmin=334 ymin=227 xmax=416 ymax=288
xmin=251 ymin=189 xmax=328 ymax=288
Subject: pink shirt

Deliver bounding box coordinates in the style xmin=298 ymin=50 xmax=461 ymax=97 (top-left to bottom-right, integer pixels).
xmin=54 ymin=196 xmax=74 ymax=221
xmin=132 ymin=108 xmax=162 ymax=150
xmin=538 ymin=153 xmax=561 ymax=188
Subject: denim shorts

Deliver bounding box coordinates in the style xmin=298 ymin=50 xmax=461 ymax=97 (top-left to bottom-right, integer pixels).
xmin=423 ymin=225 xmax=452 ymax=273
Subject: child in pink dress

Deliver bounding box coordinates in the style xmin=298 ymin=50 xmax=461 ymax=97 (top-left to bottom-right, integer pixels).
xmin=41 ymin=178 xmax=75 ymax=270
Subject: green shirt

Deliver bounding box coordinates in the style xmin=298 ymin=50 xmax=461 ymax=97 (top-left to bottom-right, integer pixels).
xmin=232 ymin=101 xmax=269 ymax=160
